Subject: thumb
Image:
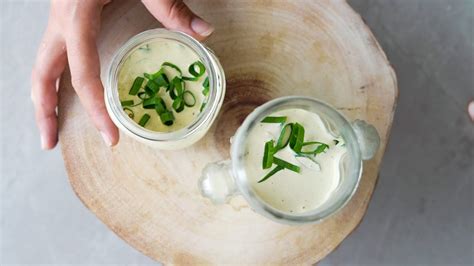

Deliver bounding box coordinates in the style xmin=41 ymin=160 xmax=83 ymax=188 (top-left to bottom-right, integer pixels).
xmin=142 ymin=0 xmax=214 ymax=41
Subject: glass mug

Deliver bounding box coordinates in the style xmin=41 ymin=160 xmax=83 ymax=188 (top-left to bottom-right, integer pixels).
xmin=105 ymin=29 xmax=226 ymax=149
xmin=198 ymin=96 xmax=380 ymax=225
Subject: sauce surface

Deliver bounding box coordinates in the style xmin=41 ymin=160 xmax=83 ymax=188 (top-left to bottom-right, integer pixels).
xmin=118 ymin=39 xmax=207 ymax=132
xmin=244 ymin=109 xmax=347 ymax=213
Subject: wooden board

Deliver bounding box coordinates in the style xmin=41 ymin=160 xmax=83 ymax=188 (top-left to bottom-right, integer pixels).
xmin=58 ymin=0 xmax=398 ymax=264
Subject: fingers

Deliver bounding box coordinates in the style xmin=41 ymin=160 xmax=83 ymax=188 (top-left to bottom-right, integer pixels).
xmin=142 ymin=0 xmax=214 ymax=41
xmin=31 ymin=29 xmax=67 ymax=150
xmin=66 ymin=12 xmax=119 ymax=146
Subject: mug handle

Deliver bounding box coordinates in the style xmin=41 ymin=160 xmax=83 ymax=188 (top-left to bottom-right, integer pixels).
xmin=351 ymin=119 xmax=381 ymax=160
xmin=198 ymin=160 xmax=237 ymax=204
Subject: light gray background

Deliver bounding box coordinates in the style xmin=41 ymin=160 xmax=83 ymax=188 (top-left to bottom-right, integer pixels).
xmin=1 ymin=0 xmax=473 ymax=265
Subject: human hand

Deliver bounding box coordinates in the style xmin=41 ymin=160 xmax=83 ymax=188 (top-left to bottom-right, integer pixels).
xmin=32 ymin=0 xmax=214 ymax=149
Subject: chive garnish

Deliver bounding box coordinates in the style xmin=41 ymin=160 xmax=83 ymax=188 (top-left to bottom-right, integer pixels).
xmin=273 ymin=157 xmax=300 ymax=173
xmin=121 ymin=100 xmax=134 ymax=107
xmin=160 ymin=111 xmax=174 ymax=126
xmin=261 ymin=116 xmax=287 ymax=124
xmin=123 ymin=107 xmax=134 ymax=119
xmin=276 ymin=123 xmax=293 ymax=150
xmin=138 ymin=113 xmax=150 ymax=127
xmin=145 ymin=79 xmax=160 ymax=94
xmin=257 ymin=166 xmax=284 ymax=183
xmin=183 ymin=61 xmax=205 ymax=81
xmin=154 ymin=97 xmax=167 ymax=114
xmin=183 ymin=91 xmax=196 ymax=107
xmin=137 ymin=92 xmax=149 ymax=100
xmin=262 ymin=140 xmax=275 ymax=169
xmin=200 ymin=102 xmax=207 ymax=112
xmin=299 ymin=142 xmax=329 ymax=155
xmin=202 ymin=77 xmax=209 ymax=96
xmin=169 ymin=77 xmax=184 ymax=99
xmin=172 ymin=97 xmax=185 ymax=113
xmin=162 ymin=62 xmax=182 ymax=75
xmin=129 ymin=77 xmax=144 ymax=95
xmin=289 ymin=123 xmax=305 ymax=152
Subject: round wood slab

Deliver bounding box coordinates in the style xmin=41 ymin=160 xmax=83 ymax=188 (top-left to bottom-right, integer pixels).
xmin=58 ymin=0 xmax=397 ymax=264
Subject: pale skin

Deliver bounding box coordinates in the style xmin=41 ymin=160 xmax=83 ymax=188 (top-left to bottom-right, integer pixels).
xmin=31 ymin=0 xmax=213 ymax=149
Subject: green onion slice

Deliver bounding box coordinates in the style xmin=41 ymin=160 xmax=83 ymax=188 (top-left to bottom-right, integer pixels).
xmin=137 ymin=92 xmax=149 ymax=100
xmin=154 ymin=97 xmax=167 ymax=114
xmin=143 ymin=97 xmax=162 ymax=109
xmin=123 ymin=107 xmax=134 ymax=119
xmin=172 ymin=97 xmax=185 ymax=113
xmin=183 ymin=91 xmax=196 ymax=107
xmin=183 ymin=61 xmax=206 ymax=81
xmin=162 ymin=62 xmax=182 ymax=76
xmin=257 ymin=165 xmax=284 ymax=183
xmin=160 ymin=111 xmax=174 ymax=126
xmin=276 ymin=123 xmax=293 ymax=150
xmin=273 ymin=157 xmax=301 ymax=173
xmin=145 ymin=79 xmax=160 ymax=94
xmin=299 ymin=142 xmax=329 ymax=155
xmin=200 ymin=102 xmax=207 ymax=112
xmin=202 ymin=77 xmax=209 ymax=96
xmin=289 ymin=123 xmax=305 ymax=152
xmin=262 ymin=140 xmax=275 ymax=169
xmin=121 ymin=100 xmax=134 ymax=107
xmin=138 ymin=113 xmax=150 ymax=127
xmin=261 ymin=116 xmax=287 ymax=124
xmin=189 ymin=61 xmax=205 ymax=77
xmin=169 ymin=77 xmax=184 ymax=99
xmin=128 ymin=77 xmax=144 ymax=95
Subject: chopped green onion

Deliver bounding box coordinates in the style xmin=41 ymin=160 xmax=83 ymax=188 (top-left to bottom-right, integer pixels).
xmin=262 ymin=140 xmax=275 ymax=169
xmin=123 ymin=107 xmax=134 ymax=119
xmin=160 ymin=111 xmax=174 ymax=126
xmin=334 ymin=139 xmax=340 ymax=145
xmin=153 ymin=97 xmax=167 ymax=114
xmin=137 ymin=92 xmax=149 ymax=100
xmin=154 ymin=72 xmax=169 ymax=87
xmin=261 ymin=116 xmax=287 ymax=124
xmin=273 ymin=157 xmax=301 ymax=173
xmin=183 ymin=91 xmax=196 ymax=107
xmin=258 ymin=166 xmax=284 ymax=183
xmin=183 ymin=61 xmax=206 ymax=81
xmin=276 ymin=123 xmax=293 ymax=150
xmin=200 ymin=102 xmax=207 ymax=112
xmin=121 ymin=100 xmax=134 ymax=107
xmin=145 ymin=79 xmax=160 ymax=94
xmin=289 ymin=123 xmax=305 ymax=152
xmin=142 ymin=97 xmax=163 ymax=109
xmin=189 ymin=61 xmax=205 ymax=77
xmin=138 ymin=113 xmax=150 ymax=127
xmin=169 ymin=77 xmax=184 ymax=99
xmin=138 ymin=44 xmax=150 ymax=51
xmin=162 ymin=62 xmax=182 ymax=75
xmin=172 ymin=97 xmax=185 ymax=113
xmin=202 ymin=77 xmax=209 ymax=96
xmin=299 ymin=142 xmax=329 ymax=155
xmin=128 ymin=77 xmax=144 ymax=95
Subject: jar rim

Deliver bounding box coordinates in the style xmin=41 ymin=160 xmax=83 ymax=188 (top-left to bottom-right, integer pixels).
xmin=230 ymin=96 xmax=363 ymax=224
xmin=105 ymin=29 xmax=225 ymax=142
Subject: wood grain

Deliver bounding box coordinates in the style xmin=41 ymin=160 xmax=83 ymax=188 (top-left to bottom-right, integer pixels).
xmin=58 ymin=0 xmax=398 ymax=264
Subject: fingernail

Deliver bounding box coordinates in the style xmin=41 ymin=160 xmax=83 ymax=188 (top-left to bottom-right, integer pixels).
xmin=468 ymin=101 xmax=474 ymax=122
xmin=191 ymin=17 xmax=214 ymax=37
xmin=40 ymin=135 xmax=48 ymax=150
xmin=100 ymin=131 xmax=112 ymax=146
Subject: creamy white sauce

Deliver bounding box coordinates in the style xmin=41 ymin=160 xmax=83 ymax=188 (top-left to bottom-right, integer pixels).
xmin=244 ymin=109 xmax=347 ymax=213
xmin=118 ymin=39 xmax=207 ymax=132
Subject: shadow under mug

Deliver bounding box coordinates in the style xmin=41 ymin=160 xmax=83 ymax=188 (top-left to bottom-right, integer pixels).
xmin=198 ymin=96 xmax=380 ymax=225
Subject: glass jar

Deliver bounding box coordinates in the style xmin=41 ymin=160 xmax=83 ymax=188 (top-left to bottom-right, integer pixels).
xmin=105 ymin=29 xmax=226 ymax=149
xmin=199 ymin=96 xmax=380 ymax=225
